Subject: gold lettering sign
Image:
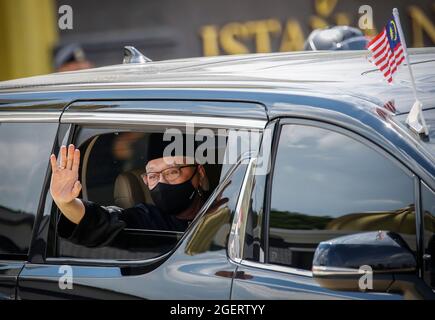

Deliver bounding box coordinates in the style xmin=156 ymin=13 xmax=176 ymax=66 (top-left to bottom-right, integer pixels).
xmin=219 ymin=22 xmax=250 ymax=54
xmin=199 ymin=25 xmax=220 ymax=57
xmin=315 ymin=0 xmax=338 ymax=18
xmin=200 ymin=19 xmax=304 ymax=56
xmin=408 ymin=5 xmax=435 ymax=47
xmin=199 ymin=1 xmax=435 ymax=56
xmin=245 ymin=19 xmax=281 ymax=53
xmin=280 ymin=20 xmax=305 ymax=52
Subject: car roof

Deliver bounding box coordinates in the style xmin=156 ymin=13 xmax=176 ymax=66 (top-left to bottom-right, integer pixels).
xmin=1 ymin=48 xmax=434 ymax=114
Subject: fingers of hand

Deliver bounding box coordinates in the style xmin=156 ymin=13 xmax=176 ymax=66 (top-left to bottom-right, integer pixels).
xmin=72 ymin=148 xmax=80 ymax=173
xmin=73 ymin=180 xmax=82 ymax=197
xmin=60 ymin=145 xmax=67 ymax=168
xmin=57 ymin=144 xmax=77 ymax=170
xmin=50 ymin=154 xmax=58 ymax=172
xmin=66 ymin=144 xmax=75 ymax=170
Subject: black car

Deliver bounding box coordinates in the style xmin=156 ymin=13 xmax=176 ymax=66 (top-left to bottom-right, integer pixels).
xmin=0 ymin=47 xmax=434 ymax=300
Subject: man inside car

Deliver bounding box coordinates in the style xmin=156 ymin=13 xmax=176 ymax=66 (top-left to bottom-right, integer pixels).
xmin=50 ymin=133 xmax=210 ymax=247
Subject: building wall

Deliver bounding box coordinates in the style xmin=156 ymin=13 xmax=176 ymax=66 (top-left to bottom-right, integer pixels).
xmin=56 ymin=0 xmax=435 ymax=67
xmin=1 ymin=0 xmax=434 ymax=80
xmin=0 ymin=0 xmax=58 ymax=81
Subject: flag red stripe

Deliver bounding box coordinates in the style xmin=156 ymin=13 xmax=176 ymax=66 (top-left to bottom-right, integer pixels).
xmin=370 ymin=35 xmax=388 ymax=54
xmin=378 ymin=52 xmax=395 ymax=71
xmin=385 ymin=104 xmax=393 ymax=112
xmin=372 ymin=38 xmax=390 ymax=61
xmin=368 ymin=28 xmax=386 ymax=48
xmin=368 ymin=24 xmax=404 ymax=83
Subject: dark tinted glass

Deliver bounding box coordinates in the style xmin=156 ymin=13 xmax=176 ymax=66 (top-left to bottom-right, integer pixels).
xmin=184 ymin=162 xmax=247 ymax=255
xmin=269 ymin=124 xmax=415 ymax=270
xmin=422 ymin=182 xmax=435 ymax=289
xmin=0 ymin=122 xmax=57 ymax=256
xmin=54 ymin=129 xmax=229 ymax=260
xmin=421 ymin=108 xmax=435 ymax=157
xmin=84 ymin=132 xmax=148 ymax=206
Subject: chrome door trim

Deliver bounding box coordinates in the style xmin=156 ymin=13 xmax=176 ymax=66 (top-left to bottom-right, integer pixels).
xmin=45 ymin=251 xmax=171 ymax=267
xmin=228 ymin=157 xmax=257 ymax=264
xmin=227 ymin=151 xmax=314 ymax=279
xmin=312 ymin=265 xmax=416 ymax=276
xmin=312 ymin=266 xmax=360 ymax=276
xmin=61 ymin=112 xmax=266 ymax=130
xmin=241 ymin=259 xmax=313 ymax=277
xmin=0 ymin=111 xmax=60 ymax=122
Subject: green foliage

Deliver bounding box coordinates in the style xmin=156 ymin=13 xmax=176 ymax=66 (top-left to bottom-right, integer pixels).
xmin=269 ymin=209 xmax=333 ymax=230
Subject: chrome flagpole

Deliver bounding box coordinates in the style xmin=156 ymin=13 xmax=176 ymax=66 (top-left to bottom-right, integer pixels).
xmin=393 ymin=8 xmax=428 ymax=135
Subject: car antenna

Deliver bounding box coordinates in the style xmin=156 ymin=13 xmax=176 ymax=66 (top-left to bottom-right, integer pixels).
xmin=123 ymin=46 xmax=152 ymax=64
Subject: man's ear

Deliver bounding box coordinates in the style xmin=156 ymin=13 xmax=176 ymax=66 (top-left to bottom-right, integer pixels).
xmin=198 ymin=165 xmax=209 ymax=191
xmin=197 ymin=165 xmax=206 ymax=180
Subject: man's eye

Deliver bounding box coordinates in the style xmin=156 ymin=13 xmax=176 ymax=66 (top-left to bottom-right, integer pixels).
xmin=167 ymin=168 xmax=179 ymax=175
xmin=147 ymin=174 xmax=159 ymax=181
xmin=164 ymin=169 xmax=181 ymax=181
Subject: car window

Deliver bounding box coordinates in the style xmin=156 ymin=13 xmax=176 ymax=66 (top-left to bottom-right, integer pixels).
xmin=79 ymin=130 xmax=227 ymax=207
xmin=421 ymin=108 xmax=435 ymax=157
xmin=185 ymin=161 xmax=248 ymax=256
xmin=83 ymin=131 xmax=149 ymax=206
xmin=0 ymin=122 xmax=57 ymax=257
xmin=422 ymin=182 xmax=435 ymax=290
xmin=268 ymin=124 xmax=416 ymax=270
xmin=50 ymin=127 xmax=244 ymax=261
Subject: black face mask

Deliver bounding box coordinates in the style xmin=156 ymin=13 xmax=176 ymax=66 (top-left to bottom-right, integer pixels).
xmin=149 ymin=167 xmax=198 ymax=216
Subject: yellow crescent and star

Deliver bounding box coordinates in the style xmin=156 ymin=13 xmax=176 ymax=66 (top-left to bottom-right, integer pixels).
xmin=389 ymin=19 xmax=398 ymax=41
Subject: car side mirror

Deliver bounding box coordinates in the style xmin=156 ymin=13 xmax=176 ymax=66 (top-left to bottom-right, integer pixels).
xmin=312 ymin=231 xmax=435 ymax=300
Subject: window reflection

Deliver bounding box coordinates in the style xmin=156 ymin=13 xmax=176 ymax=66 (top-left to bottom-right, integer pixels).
xmin=0 ymin=122 xmax=57 ymax=255
xmin=269 ymin=124 xmax=416 ymax=270
xmin=422 ymin=183 xmax=435 ymax=290
xmin=185 ymin=164 xmax=247 ymax=255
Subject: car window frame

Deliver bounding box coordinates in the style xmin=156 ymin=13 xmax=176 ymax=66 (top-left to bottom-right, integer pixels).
xmin=41 ymin=105 xmax=266 ymax=267
xmin=0 ymin=113 xmax=59 ymax=262
xmin=236 ymin=117 xmax=425 ymax=279
xmin=421 ymin=180 xmax=435 ymax=290
xmin=46 ymin=148 xmax=253 ymax=267
xmin=50 ymin=125 xmax=210 ymax=258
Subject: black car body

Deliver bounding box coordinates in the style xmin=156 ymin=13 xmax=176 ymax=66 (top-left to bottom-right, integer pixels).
xmin=0 ymin=48 xmax=434 ymax=299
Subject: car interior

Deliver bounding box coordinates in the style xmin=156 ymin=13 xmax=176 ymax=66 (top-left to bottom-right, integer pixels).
xmin=53 ymin=129 xmax=227 ymax=260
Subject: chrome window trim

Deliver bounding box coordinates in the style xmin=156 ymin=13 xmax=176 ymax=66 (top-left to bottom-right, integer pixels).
xmin=240 ymin=259 xmax=313 ymax=277
xmin=229 ymin=117 xmax=421 ymax=279
xmin=0 ymin=259 xmax=26 ymax=264
xmin=312 ymin=265 xmax=416 ymax=276
xmin=44 ymin=253 xmax=169 ymax=267
xmin=0 ymin=111 xmax=60 ymax=122
xmin=312 ymin=266 xmax=360 ymax=276
xmin=61 ymin=112 xmax=266 ymax=130
xmin=122 ymin=228 xmax=184 ymax=235
xmin=242 ymin=118 xmax=419 ymax=279
xmin=46 ymin=147 xmax=256 ymax=266
xmin=415 ymin=176 xmax=424 ymax=278
xmin=228 ymin=157 xmax=257 ymax=264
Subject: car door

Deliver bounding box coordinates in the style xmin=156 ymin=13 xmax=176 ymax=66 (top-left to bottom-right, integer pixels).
xmin=422 ymin=182 xmax=435 ymax=291
xmin=0 ymin=114 xmax=59 ymax=299
xmin=230 ymin=118 xmax=424 ymax=299
xmin=17 ymin=100 xmax=267 ymax=299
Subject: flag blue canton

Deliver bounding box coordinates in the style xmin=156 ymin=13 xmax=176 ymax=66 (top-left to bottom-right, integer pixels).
xmin=386 ymin=17 xmax=402 ymax=52
xmin=368 ymin=14 xmax=405 ymax=83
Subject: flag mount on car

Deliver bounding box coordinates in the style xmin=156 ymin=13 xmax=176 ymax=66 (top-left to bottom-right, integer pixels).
xmin=367 ymin=8 xmax=428 ymax=137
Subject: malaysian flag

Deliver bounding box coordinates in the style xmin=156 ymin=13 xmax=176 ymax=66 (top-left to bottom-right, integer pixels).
xmin=367 ymin=16 xmax=405 ymax=83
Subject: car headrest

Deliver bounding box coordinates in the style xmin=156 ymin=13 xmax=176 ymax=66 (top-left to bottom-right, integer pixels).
xmin=113 ymin=169 xmax=153 ymax=209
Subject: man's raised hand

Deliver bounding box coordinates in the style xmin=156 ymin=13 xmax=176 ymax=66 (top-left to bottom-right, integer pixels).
xmin=50 ymin=144 xmax=81 ymax=205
